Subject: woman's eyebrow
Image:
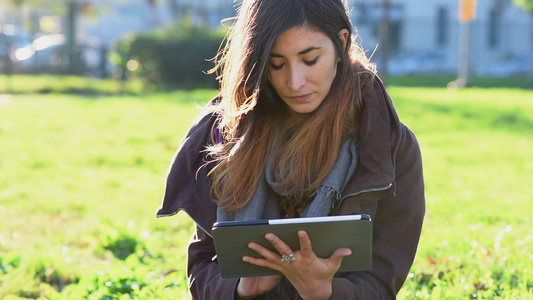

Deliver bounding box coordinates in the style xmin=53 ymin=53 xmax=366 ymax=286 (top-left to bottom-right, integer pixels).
xmin=270 ymin=46 xmax=322 ymax=58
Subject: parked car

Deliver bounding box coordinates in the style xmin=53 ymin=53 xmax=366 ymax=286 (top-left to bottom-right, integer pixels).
xmin=14 ymin=33 xmax=67 ymax=70
xmin=13 ymin=33 xmax=110 ymax=76
xmin=0 ymin=24 xmax=32 ymax=71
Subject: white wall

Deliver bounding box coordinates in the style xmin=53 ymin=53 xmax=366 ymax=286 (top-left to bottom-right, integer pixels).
xmin=348 ymin=0 xmax=532 ymax=75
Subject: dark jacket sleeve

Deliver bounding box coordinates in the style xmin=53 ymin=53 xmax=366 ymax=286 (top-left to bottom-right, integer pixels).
xmin=330 ymin=124 xmax=425 ymax=299
xmin=156 ymin=105 xmax=243 ymax=299
xmin=156 ymin=109 xmax=219 ymax=234
xmin=188 ymin=225 xmax=241 ymax=299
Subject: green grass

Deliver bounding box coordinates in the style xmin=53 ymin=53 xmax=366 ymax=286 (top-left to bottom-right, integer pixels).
xmin=387 ymin=75 xmax=533 ymax=89
xmin=391 ymin=87 xmax=533 ymax=299
xmin=1 ymin=74 xmax=531 ymax=95
xmin=0 ymin=90 xmax=218 ymax=299
xmin=0 ymin=83 xmax=532 ymax=299
xmin=0 ymin=75 xmax=144 ymax=95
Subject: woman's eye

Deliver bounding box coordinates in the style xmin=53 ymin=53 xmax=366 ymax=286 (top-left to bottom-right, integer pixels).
xmin=304 ymin=57 xmax=319 ymax=66
xmin=270 ymin=63 xmax=284 ymax=70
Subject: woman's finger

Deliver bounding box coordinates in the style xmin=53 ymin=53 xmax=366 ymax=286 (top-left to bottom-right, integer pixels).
xmin=297 ymin=230 xmax=313 ymax=255
xmin=325 ymin=247 xmax=352 ymax=269
xmin=331 ymin=247 xmax=352 ymax=259
xmin=242 ymin=242 xmax=284 ymax=271
xmin=242 ymin=254 xmax=282 ymax=271
xmin=264 ymin=233 xmax=294 ymax=257
xmin=247 ymin=242 xmax=281 ymax=262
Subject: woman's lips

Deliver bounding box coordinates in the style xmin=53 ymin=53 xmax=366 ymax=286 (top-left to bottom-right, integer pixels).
xmin=290 ymin=93 xmax=312 ymax=103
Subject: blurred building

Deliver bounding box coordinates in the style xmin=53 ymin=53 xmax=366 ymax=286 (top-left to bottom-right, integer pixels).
xmin=77 ymin=0 xmax=235 ymax=47
xmin=0 ymin=0 xmax=236 ymax=76
xmin=0 ymin=0 xmax=531 ymax=77
xmin=349 ymin=0 xmax=532 ymax=77
xmin=79 ymin=0 xmax=532 ymax=77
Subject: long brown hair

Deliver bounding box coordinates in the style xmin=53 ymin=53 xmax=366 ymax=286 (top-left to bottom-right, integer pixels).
xmin=207 ymin=0 xmax=376 ymax=211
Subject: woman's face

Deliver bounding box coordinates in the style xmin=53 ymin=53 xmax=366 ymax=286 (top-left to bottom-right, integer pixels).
xmin=268 ymin=26 xmax=348 ymax=114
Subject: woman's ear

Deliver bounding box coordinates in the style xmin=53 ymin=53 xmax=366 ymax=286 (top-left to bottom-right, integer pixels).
xmin=338 ymin=28 xmax=350 ymax=49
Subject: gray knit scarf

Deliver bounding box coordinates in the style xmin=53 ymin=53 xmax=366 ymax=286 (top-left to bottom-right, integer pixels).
xmin=217 ymin=137 xmax=359 ymax=222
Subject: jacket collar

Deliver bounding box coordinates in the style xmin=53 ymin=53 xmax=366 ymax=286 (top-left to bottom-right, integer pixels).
xmin=341 ymin=79 xmax=400 ymax=197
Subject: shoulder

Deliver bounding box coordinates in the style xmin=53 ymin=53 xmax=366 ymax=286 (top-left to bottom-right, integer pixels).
xmin=396 ymin=123 xmax=423 ymax=172
xmin=155 ymin=96 xmax=221 ymax=221
xmin=181 ymin=95 xmax=222 ymax=147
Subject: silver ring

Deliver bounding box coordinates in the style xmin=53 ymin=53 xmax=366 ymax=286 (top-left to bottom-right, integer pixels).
xmin=281 ymin=253 xmax=295 ymax=263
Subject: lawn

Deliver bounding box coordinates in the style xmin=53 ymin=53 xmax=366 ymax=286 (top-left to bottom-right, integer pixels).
xmin=0 ymin=80 xmax=531 ymax=299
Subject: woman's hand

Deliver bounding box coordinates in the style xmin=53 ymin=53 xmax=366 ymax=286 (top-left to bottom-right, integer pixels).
xmin=235 ymin=275 xmax=281 ymax=299
xmin=243 ymin=230 xmax=352 ymax=300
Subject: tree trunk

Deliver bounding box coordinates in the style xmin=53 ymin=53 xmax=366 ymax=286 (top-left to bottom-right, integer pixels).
xmin=529 ymin=12 xmax=533 ymax=85
xmin=67 ymin=1 xmax=82 ymax=75
xmin=379 ymin=0 xmax=390 ymax=86
xmin=146 ymin=0 xmax=160 ymax=29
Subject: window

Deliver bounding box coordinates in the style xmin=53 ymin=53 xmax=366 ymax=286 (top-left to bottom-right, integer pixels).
xmin=436 ymin=7 xmax=448 ymax=46
xmin=488 ymin=8 xmax=500 ymax=49
xmin=366 ymin=3 xmax=404 ymax=52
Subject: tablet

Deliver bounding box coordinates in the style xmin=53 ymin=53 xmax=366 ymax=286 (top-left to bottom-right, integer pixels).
xmin=212 ymin=214 xmax=372 ymax=278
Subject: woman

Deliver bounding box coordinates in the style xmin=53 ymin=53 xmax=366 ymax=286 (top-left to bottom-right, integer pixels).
xmin=156 ymin=0 xmax=425 ymax=299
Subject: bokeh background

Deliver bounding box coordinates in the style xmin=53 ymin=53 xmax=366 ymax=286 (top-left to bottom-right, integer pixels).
xmin=1 ymin=0 xmax=532 ymax=88
xmin=0 ymin=0 xmax=532 ymax=299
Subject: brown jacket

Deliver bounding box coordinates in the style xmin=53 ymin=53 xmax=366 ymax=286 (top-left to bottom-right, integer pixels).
xmin=156 ymin=80 xmax=425 ymax=299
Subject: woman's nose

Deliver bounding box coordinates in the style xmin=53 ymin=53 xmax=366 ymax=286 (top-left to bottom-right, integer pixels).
xmin=287 ymin=67 xmax=306 ymax=92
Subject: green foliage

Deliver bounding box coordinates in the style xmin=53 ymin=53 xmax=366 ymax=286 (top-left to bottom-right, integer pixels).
xmin=114 ymin=19 xmax=226 ymax=90
xmin=513 ymin=0 xmax=533 ymax=11
xmin=0 ymin=85 xmax=532 ymax=299
xmin=0 ymin=252 xmax=81 ymax=298
xmin=4 ymin=0 xmax=64 ymax=12
xmin=100 ymin=229 xmax=147 ymax=260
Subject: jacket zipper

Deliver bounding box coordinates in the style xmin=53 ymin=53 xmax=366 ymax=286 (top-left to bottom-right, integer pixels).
xmin=331 ymin=182 xmax=393 ymax=212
